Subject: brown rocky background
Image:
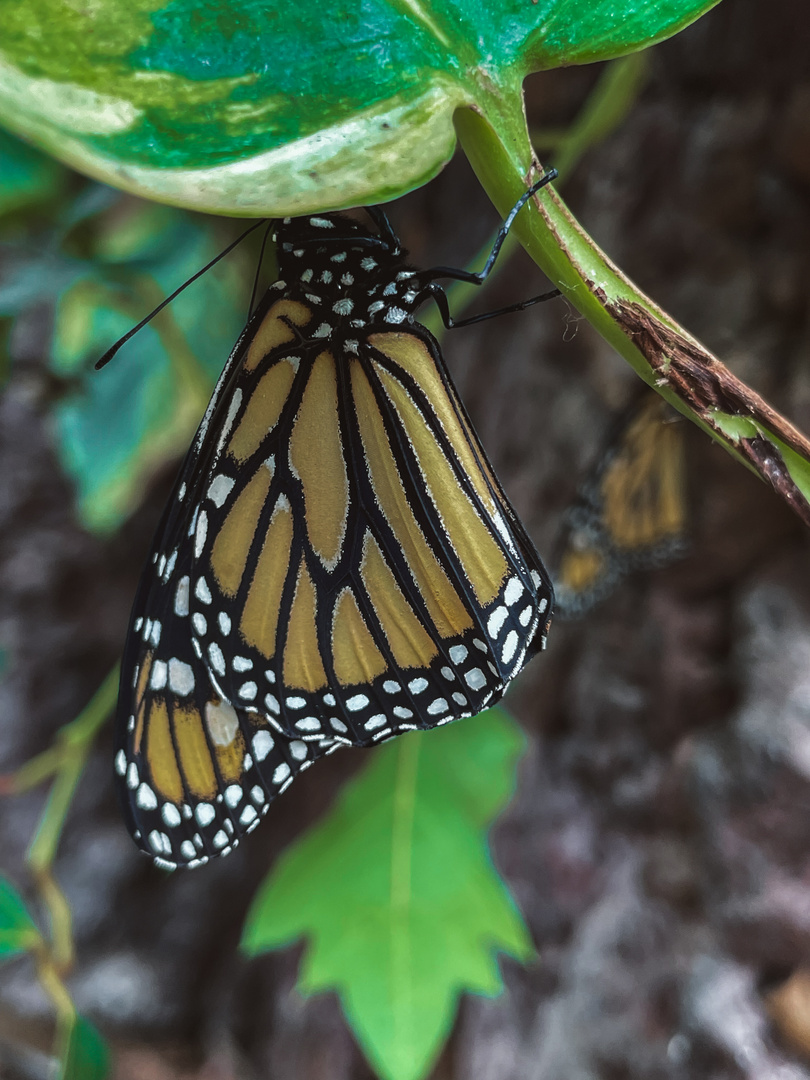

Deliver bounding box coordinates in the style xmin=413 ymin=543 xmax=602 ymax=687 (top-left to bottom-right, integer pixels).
xmin=2 ymin=0 xmax=810 ymax=1076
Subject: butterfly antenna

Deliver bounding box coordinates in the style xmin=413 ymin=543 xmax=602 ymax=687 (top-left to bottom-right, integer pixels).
xmin=248 ymin=220 xmax=275 ymax=320
xmin=95 ymin=218 xmax=267 ymax=370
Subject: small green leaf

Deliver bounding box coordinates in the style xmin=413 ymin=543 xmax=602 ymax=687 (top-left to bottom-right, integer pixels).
xmin=242 ymin=707 xmax=532 ymax=1080
xmin=0 ymin=875 xmax=40 ymax=960
xmin=0 ymin=0 xmax=720 ymax=215
xmin=59 ymin=1015 xmax=110 ymax=1080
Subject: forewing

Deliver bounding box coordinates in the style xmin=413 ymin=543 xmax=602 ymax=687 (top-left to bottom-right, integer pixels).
xmin=186 ymin=308 xmax=553 ymax=745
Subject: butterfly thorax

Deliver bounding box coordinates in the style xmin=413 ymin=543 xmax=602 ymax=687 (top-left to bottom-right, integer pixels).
xmin=272 ymin=213 xmax=427 ymax=348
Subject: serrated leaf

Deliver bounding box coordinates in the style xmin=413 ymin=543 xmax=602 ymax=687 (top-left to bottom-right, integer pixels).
xmin=59 ymin=1015 xmax=110 ymax=1080
xmin=0 ymin=0 xmax=720 ymax=215
xmin=0 ymin=875 xmax=40 ymax=960
xmin=242 ymin=707 xmax=532 ymax=1080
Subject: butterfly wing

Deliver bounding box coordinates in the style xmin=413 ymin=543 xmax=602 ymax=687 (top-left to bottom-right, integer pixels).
xmin=114 ymin=291 xmax=337 ymax=869
xmin=116 ymin=280 xmax=554 ymax=867
xmin=186 ymin=299 xmax=553 ymax=745
xmin=554 ymin=394 xmax=688 ymax=617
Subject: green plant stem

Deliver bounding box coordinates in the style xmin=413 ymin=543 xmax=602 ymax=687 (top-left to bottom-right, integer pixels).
xmin=33 ymin=938 xmax=78 ymax=1073
xmin=23 ymin=664 xmax=119 ymax=972
xmin=454 ymin=100 xmax=810 ymax=525
xmin=422 ymin=54 xmax=649 ymax=340
xmin=11 ymin=664 xmax=119 ymax=796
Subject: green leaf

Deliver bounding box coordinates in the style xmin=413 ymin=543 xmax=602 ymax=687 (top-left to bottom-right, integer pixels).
xmin=242 ymin=707 xmax=532 ymax=1080
xmin=0 ymin=128 xmax=67 ymax=217
xmin=0 ymin=875 xmax=40 ymax=960
xmin=59 ymin=1015 xmax=110 ymax=1080
xmin=0 ymin=0 xmax=720 ymax=216
xmin=49 ymin=203 xmax=248 ymax=531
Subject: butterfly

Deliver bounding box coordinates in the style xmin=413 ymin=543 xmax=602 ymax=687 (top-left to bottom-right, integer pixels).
xmin=112 ymin=179 xmax=558 ymax=869
xmin=553 ymin=393 xmax=688 ymax=618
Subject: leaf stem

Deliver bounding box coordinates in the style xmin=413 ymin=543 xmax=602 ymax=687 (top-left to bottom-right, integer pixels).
xmin=454 ymin=102 xmax=810 ymax=525
xmin=421 ymin=54 xmax=649 ymax=341
xmin=0 ymin=665 xmax=117 ymax=977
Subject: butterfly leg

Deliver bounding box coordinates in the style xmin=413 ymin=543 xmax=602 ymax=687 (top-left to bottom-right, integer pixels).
xmin=414 ymin=281 xmax=560 ymax=331
xmin=421 ymin=169 xmax=558 ymax=289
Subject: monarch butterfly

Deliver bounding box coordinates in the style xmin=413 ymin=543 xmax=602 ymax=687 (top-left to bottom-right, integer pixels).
xmin=554 ymin=393 xmax=688 ymax=617
xmin=113 ymin=176 xmax=557 ymax=869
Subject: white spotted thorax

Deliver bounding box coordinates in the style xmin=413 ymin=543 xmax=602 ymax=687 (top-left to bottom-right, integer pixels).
xmin=114 ymin=208 xmax=555 ymax=871
xmin=271 ymin=213 xmax=427 ymax=351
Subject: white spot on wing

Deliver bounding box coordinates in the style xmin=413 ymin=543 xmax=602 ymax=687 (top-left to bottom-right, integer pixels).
xmin=487 ymin=606 xmax=508 ymax=639
xmin=465 ymin=668 xmax=486 ymax=690
xmin=205 ymin=700 xmax=239 ymax=745
xmin=504 ymin=577 xmax=524 ymax=606
xmin=502 ymin=630 xmax=519 ymax=665
xmin=252 ymin=730 xmax=274 ymax=761
xmin=224 ymin=784 xmax=243 ymax=808
xmin=273 ymin=763 xmax=291 ymax=784
xmin=208 ymin=643 xmax=226 ymax=676
xmin=207 ymin=474 xmax=235 ymax=508
xmin=136 ymin=783 xmax=157 ymax=810
xmin=295 ymin=717 xmax=321 ymax=732
xmin=194 ymin=511 xmax=208 ymax=558
xmin=149 ymin=661 xmax=167 ymax=690
xmin=168 ymin=658 xmax=195 ymax=696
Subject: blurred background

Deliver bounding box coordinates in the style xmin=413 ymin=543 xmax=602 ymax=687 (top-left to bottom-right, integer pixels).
xmin=2 ymin=0 xmax=810 ymax=1076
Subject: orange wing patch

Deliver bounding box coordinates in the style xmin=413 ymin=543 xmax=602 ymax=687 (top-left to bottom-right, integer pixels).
xmin=239 ymin=496 xmax=294 ymax=658
xmin=289 ymin=351 xmax=349 ymax=570
xmin=360 ymin=533 xmax=438 ymax=669
xmin=283 ymin=558 xmax=327 ymax=691
xmin=332 ymin=587 xmax=388 ymax=685
xmin=229 ymin=359 xmax=297 ymax=463
xmin=210 ymin=462 xmax=274 ymax=597
xmin=244 ymin=299 xmax=310 ymax=372
xmin=374 ymin=361 xmax=508 ymax=606
xmin=351 ymin=359 xmax=472 ymax=638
